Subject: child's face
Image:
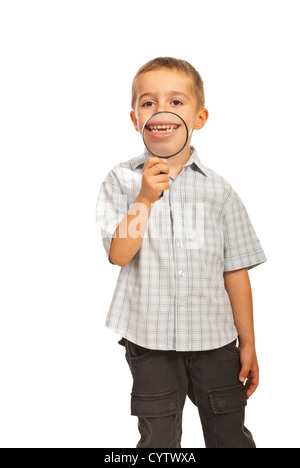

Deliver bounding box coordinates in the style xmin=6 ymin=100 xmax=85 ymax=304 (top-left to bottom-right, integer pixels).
xmin=130 ymin=68 xmax=208 ymax=150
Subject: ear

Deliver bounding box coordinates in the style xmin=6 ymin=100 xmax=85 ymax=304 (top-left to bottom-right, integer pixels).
xmin=194 ymin=108 xmax=209 ymax=130
xmin=130 ymin=111 xmax=139 ymax=132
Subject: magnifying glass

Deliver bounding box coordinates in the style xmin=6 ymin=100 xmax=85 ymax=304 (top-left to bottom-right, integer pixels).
xmin=142 ymin=111 xmax=189 ymax=198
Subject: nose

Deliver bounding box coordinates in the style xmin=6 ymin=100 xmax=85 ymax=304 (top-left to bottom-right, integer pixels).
xmin=155 ymin=104 xmax=169 ymax=114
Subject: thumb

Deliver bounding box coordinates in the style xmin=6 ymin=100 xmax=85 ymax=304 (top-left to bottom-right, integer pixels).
xmin=239 ymin=363 xmax=250 ymax=383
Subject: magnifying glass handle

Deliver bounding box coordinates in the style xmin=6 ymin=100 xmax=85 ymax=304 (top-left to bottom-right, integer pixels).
xmin=159 ymin=171 xmax=164 ymax=198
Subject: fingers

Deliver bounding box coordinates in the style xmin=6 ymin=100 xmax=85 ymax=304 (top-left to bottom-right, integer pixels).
xmin=245 ymin=380 xmax=258 ymax=399
xmin=155 ymin=174 xmax=170 ymax=183
xmin=239 ymin=362 xmax=251 ymax=384
xmin=239 ymin=360 xmax=259 ymax=399
xmin=146 ymin=156 xmax=167 ymax=168
xmin=140 ymin=157 xmax=170 ymax=203
xmin=150 ymin=164 xmax=170 ymax=176
xmin=144 ymin=157 xmax=169 ymax=174
xmin=244 ymin=368 xmax=259 ymax=399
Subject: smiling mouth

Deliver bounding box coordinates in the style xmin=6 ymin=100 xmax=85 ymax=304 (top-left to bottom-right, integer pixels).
xmin=145 ymin=123 xmax=180 ymax=134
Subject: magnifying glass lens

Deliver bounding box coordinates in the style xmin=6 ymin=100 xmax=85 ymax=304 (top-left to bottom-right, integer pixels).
xmin=142 ymin=112 xmax=188 ymax=158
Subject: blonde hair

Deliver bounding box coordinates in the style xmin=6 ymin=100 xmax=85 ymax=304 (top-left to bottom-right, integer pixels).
xmin=131 ymin=57 xmax=205 ymax=110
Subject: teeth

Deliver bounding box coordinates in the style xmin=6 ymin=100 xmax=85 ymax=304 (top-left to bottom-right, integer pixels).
xmin=147 ymin=125 xmax=179 ymax=133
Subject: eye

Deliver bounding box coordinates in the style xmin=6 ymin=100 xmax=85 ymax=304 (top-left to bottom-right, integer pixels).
xmin=171 ymin=100 xmax=183 ymax=106
xmin=142 ymin=101 xmax=155 ymax=108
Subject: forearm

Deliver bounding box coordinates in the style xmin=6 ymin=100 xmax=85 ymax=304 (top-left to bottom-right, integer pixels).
xmin=223 ymin=268 xmax=255 ymax=346
xmin=109 ymin=193 xmax=152 ymax=267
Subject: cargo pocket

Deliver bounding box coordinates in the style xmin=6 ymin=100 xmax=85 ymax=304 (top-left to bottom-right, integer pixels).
xmin=208 ymin=383 xmax=247 ymax=415
xmin=207 ymin=384 xmax=252 ymax=448
xmin=131 ymin=390 xmax=182 ymax=448
xmin=131 ymin=389 xmax=180 ymax=417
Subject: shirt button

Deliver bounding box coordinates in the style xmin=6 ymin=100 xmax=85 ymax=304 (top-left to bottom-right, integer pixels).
xmin=179 ymin=300 xmax=184 ymax=307
xmin=178 ymin=270 xmax=185 ymax=277
xmin=176 ymin=241 xmax=183 ymax=247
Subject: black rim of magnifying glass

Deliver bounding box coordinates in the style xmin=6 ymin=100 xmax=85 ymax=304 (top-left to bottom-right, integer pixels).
xmin=142 ymin=111 xmax=189 ymax=158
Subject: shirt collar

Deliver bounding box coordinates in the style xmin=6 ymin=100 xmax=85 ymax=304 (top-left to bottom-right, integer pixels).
xmin=131 ymin=146 xmax=207 ymax=177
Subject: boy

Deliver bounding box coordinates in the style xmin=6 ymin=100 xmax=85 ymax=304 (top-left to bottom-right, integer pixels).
xmin=96 ymin=57 xmax=267 ymax=448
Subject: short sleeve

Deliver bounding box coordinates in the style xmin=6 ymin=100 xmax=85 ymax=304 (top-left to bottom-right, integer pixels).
xmin=96 ymin=177 xmax=128 ymax=265
xmin=222 ymin=189 xmax=267 ymax=272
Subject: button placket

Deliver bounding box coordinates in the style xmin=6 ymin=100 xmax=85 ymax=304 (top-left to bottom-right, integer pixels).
xmin=171 ymin=181 xmax=188 ymax=351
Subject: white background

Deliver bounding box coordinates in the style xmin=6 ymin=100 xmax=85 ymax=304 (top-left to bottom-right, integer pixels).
xmin=0 ymin=0 xmax=299 ymax=448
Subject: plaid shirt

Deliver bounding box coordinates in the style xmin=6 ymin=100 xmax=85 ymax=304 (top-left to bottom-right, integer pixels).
xmin=96 ymin=146 xmax=267 ymax=351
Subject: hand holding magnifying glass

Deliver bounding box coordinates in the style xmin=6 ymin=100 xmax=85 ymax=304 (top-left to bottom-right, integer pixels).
xmin=142 ymin=111 xmax=189 ymax=198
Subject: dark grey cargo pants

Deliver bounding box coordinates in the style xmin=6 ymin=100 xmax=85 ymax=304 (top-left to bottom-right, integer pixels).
xmin=118 ymin=338 xmax=256 ymax=449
